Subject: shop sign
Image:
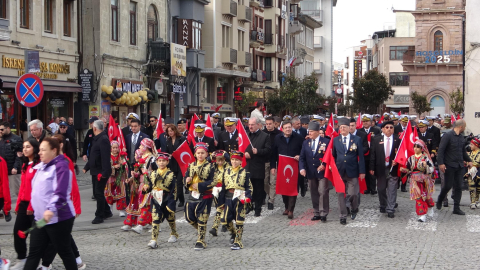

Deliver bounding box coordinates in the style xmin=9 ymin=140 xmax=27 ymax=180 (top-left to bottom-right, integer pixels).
xmin=234 ymin=86 xmax=244 ymax=101
xmin=177 ymin=19 xmax=192 ymax=48
xmin=170 ymin=43 xmax=187 ymax=93
xmin=394 ymin=95 xmax=410 ymax=104
xmin=79 ymin=69 xmax=93 ymax=102
xmin=200 ymin=103 xmax=233 ymax=112
xmin=2 ymin=55 xmax=71 ymax=79
xmin=88 ymin=105 xmax=99 ymax=119
xmin=50 ymin=98 xmax=65 ymax=108
xmin=101 ymin=100 xmax=111 ymax=120
xmin=415 ymin=50 xmax=463 ymax=64
xmin=188 ymin=106 xmax=201 ymax=114
xmin=111 ymin=78 xmax=143 ymax=93
xmin=217 ymin=87 xmax=226 ymax=104
xmin=354 ymin=60 xmax=362 ymax=79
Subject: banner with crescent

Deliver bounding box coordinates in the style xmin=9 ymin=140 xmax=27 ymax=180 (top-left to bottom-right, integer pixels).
xmin=172 ymin=140 xmax=195 ymax=176
xmin=276 ymin=155 xmax=299 ymax=196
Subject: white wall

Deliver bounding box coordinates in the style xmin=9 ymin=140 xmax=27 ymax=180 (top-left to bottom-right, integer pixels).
xmin=313 ymin=0 xmax=334 ymax=96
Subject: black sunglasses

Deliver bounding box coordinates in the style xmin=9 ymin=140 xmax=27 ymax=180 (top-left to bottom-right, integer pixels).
xmin=60 ymin=126 xmax=67 ymax=128
xmin=383 ymin=126 xmax=394 ymax=129
xmin=150 ymin=120 xmax=156 ymax=122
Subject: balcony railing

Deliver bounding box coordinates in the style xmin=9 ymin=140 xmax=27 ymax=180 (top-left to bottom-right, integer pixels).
xmin=0 ymin=18 xmax=10 ymax=41
xmin=245 ymin=52 xmax=252 ymax=66
xmin=222 ymin=48 xmax=237 ymax=64
xmin=238 ymin=5 xmax=252 ymax=22
xmin=222 ymin=0 xmax=238 ymax=16
xmin=252 ymin=69 xmax=267 ymax=82
xmin=301 ymin=9 xmax=323 ymax=24
xmin=288 ymin=20 xmax=303 ymax=35
xmin=250 ymin=0 xmax=264 ymax=8
xmin=314 ymin=62 xmax=323 ymax=74
xmin=314 ymin=36 xmax=323 ymax=49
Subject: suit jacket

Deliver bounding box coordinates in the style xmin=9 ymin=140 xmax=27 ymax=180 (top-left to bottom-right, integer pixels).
xmin=427 ymin=125 xmax=441 ymax=153
xmin=212 ymin=122 xmax=224 ymax=132
xmin=418 ymin=130 xmax=436 ymax=155
xmin=271 ymin=132 xmax=304 ymax=169
xmin=369 ymin=134 xmax=401 ymax=178
xmin=332 ymin=134 xmax=365 ymax=178
xmin=245 ymin=130 xmax=271 ymax=179
xmin=163 ymin=136 xmax=186 ymax=174
xmin=125 ymin=131 xmax=149 ymax=163
xmin=352 ymin=130 xmax=369 ymax=155
xmin=299 ymin=136 xmax=330 ymax=179
xmin=190 ymin=136 xmax=216 ymax=154
xmin=217 ymin=130 xmax=239 ymax=153
xmin=293 ymin=127 xmax=307 ymax=139
xmin=83 ymin=131 xmax=112 ymax=178
xmin=394 ymin=124 xmax=411 ymax=136
xmin=122 ymin=126 xmax=147 ymax=138
xmin=356 ymin=127 xmax=380 ymax=160
xmin=154 ymin=132 xmax=167 ymax=151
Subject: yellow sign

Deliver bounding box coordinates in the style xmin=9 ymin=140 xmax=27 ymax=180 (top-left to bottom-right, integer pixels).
xmin=89 ymin=105 xmax=100 ymax=119
xmin=1 ymin=55 xmax=71 ymax=80
xmin=170 ymin=43 xmax=186 ymax=77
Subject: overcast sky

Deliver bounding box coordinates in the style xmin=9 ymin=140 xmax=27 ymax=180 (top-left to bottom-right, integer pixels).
xmin=332 ymin=0 xmax=416 ymax=63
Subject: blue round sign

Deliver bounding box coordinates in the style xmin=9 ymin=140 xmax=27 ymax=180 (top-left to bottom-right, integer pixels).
xmin=15 ymin=73 xmax=44 ymax=108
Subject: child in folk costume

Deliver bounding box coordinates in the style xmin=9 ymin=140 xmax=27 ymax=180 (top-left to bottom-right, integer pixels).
xmin=184 ymin=142 xmax=216 ymax=250
xmin=143 ymin=152 xmax=178 ymax=249
xmin=220 ymin=151 xmax=253 ymax=250
xmin=401 ymin=140 xmax=435 ymax=222
xmin=122 ymin=138 xmax=157 ymax=233
xmin=106 ymin=140 xmax=128 ymax=217
xmin=466 ymin=137 xmax=480 ymax=209
xmin=209 ymin=150 xmax=230 ymax=237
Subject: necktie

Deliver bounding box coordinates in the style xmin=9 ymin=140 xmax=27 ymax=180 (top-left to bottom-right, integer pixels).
xmin=230 ymin=133 xmax=233 ymax=139
xmin=311 ymin=139 xmax=316 ymax=152
xmin=133 ymin=134 xmax=137 ymax=145
xmin=385 ymin=137 xmax=391 ymax=164
xmin=199 ymin=138 xmax=202 ymax=142
xmin=422 ymin=133 xmax=425 ymax=137
xmin=343 ymin=136 xmax=347 ymax=153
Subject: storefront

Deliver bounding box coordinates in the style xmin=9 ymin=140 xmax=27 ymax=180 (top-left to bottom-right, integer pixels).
xmin=199 ymin=103 xmax=234 ymax=118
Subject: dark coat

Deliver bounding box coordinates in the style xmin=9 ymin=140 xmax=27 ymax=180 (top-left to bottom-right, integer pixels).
xmin=122 ymin=125 xmax=147 ymax=138
xmin=60 ymin=131 xmax=77 ymax=162
xmin=146 ymin=126 xmax=155 ymax=139
xmin=332 ymin=134 xmax=365 ymax=178
xmin=263 ymin=128 xmax=282 ymax=160
xmin=299 ymin=136 xmax=330 ymax=179
xmin=394 ymin=124 xmax=411 ymax=136
xmin=81 ymin=129 xmax=94 ymax=157
xmin=163 ymin=136 xmax=186 ymax=174
xmin=212 ymin=122 xmax=224 ymax=132
xmin=427 ymin=125 xmax=441 ymax=153
xmin=125 ymin=131 xmax=149 ymax=163
xmin=369 ymin=134 xmax=401 ymax=178
xmin=418 ymin=130 xmax=436 ymax=154
xmin=84 ymin=131 xmax=112 ymax=178
xmin=0 ymin=132 xmax=22 ymax=174
xmin=352 ymin=130 xmax=369 ymax=156
xmin=217 ymin=129 xmax=239 ymax=153
xmin=190 ymin=136 xmax=216 ymax=154
xmin=293 ymin=127 xmax=307 ymax=139
xmin=245 ymin=130 xmax=271 ymax=179
xmin=356 ymin=126 xmax=380 ymax=160
xmin=270 ymin=131 xmax=304 ymax=169
xmin=154 ymin=132 xmax=167 ymax=151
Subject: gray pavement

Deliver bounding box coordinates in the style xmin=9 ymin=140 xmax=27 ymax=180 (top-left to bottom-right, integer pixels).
xmin=0 ymin=181 xmax=479 ymax=269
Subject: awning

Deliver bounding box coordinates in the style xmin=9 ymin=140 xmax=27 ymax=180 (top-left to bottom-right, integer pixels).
xmin=386 ymin=104 xmax=409 ymax=108
xmin=0 ymin=75 xmax=82 ymax=93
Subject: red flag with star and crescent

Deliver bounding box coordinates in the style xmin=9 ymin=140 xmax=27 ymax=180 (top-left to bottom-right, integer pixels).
xmin=108 ymin=115 xmax=119 ymax=142
xmin=205 ymin=114 xmax=215 ymax=139
xmin=117 ymin=124 xmax=126 ymax=151
xmin=187 ymin=114 xmax=199 ymax=144
xmin=237 ymin=119 xmax=252 ymax=167
xmin=172 ymin=140 xmax=195 ymax=176
xmin=322 ymin=116 xmax=345 ymax=193
xmin=155 ymin=111 xmax=164 ymax=140
xmin=276 ymin=155 xmax=299 ymax=196
xmin=393 ymin=120 xmax=415 ymax=183
xmin=356 ymin=113 xmax=363 ymax=129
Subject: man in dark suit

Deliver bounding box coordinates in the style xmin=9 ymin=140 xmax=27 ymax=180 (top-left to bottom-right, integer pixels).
xmin=189 ymin=123 xmax=215 ymax=154
xmin=177 ymin=119 xmax=188 ymax=137
xmin=332 ymin=118 xmax=365 ymax=225
xmin=217 ymin=118 xmax=239 ymax=153
xmin=292 ymin=117 xmax=307 ymax=139
xmin=122 ymin=113 xmax=147 ymax=138
xmin=146 ymin=115 xmax=158 ymax=139
xmin=245 ymin=117 xmax=271 ymax=217
xmin=394 ymin=115 xmax=410 ymax=136
xmin=299 ymin=121 xmax=330 ymax=222
xmin=348 ymin=118 xmax=368 ymax=210
xmin=271 ymin=121 xmax=304 ymax=219
xmin=417 ymin=120 xmax=437 ymax=159
xmin=426 ymin=116 xmax=441 ymax=156
xmin=356 ymin=114 xmax=381 ymax=195
xmin=211 ymin=113 xmax=224 ymax=131
xmin=369 ymin=120 xmax=401 ymax=218
xmin=263 ymin=116 xmax=282 ymax=209
xmin=125 ymin=119 xmax=149 ymax=167
xmin=83 ymin=120 xmax=112 ymax=224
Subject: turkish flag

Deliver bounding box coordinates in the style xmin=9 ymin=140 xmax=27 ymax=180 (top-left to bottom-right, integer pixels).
xmin=237 ymin=120 xmax=252 ymax=167
xmin=394 ymin=120 xmax=414 ymax=169
xmin=187 ymin=114 xmax=199 ymax=144
xmin=205 ymin=114 xmax=215 ymax=139
xmin=356 ymin=113 xmax=363 ymax=129
xmin=378 ymin=115 xmax=384 ymax=125
xmin=457 ymin=114 xmax=462 ymax=120
xmin=172 ymin=141 xmax=195 ymax=176
xmin=323 ymin=139 xmax=345 ymax=194
xmin=276 ymin=155 xmax=299 ymax=196
xmin=358 ymin=173 xmax=367 ymax=194
xmin=117 ymin=124 xmax=126 ymax=151
xmin=108 ymin=115 xmax=119 ymax=142
xmin=451 ymin=113 xmax=456 ymax=124
xmin=326 ymin=115 xmax=338 ymax=138
xmin=155 ymin=111 xmax=164 ymax=140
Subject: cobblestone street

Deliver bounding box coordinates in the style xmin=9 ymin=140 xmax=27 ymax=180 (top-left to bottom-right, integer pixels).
xmin=0 ymin=176 xmax=479 ymax=269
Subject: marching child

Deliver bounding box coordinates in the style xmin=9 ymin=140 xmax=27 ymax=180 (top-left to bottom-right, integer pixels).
xmin=466 ymin=137 xmax=480 ymax=209
xmin=209 ymin=150 xmax=230 ymax=236
xmin=106 ymin=141 xmax=128 ymax=217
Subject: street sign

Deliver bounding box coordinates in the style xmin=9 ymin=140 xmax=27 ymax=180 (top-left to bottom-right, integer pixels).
xmin=15 ymin=73 xmax=44 ymax=108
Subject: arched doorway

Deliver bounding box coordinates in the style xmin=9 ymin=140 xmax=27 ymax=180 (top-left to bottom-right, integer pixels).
xmin=430 ymin=95 xmax=445 ymax=116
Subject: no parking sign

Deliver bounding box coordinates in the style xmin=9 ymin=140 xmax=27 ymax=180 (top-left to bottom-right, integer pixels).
xmin=15 ymin=73 xmax=44 ymax=108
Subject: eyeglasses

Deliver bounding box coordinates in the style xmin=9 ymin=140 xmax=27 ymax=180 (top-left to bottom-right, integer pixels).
xmin=0 ymin=129 xmax=3 ymax=131
xmin=383 ymin=126 xmax=394 ymax=129
xmin=60 ymin=126 xmax=67 ymax=129
xmin=150 ymin=120 xmax=156 ymax=122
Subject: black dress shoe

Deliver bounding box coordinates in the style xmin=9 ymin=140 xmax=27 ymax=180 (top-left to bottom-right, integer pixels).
xmin=340 ymin=218 xmax=347 ymax=225
xmin=262 ymin=199 xmax=266 ymax=206
xmin=209 ymin=228 xmax=217 ymax=236
xmin=453 ymin=208 xmax=465 ymax=215
xmin=311 ymin=216 xmax=321 ymax=221
xmin=104 ymin=212 xmax=113 ymax=219
xmin=320 ymin=216 xmax=327 ymax=223
xmin=254 ymin=210 xmax=261 ymax=217
xmin=351 ymin=209 xmax=358 ymax=220
xmin=436 ymin=201 xmax=442 ymax=210
xmin=371 ymin=191 xmax=378 ymax=195
xmin=401 ymin=188 xmax=407 ymax=192
xmin=364 ymin=190 xmax=371 ymax=194
xmin=380 ymin=208 xmax=386 ymax=213
xmin=91 ymin=195 xmax=96 ymax=200
xmin=301 ymin=189 xmax=306 ymax=197
xmin=268 ymin=203 xmax=274 ymax=210
xmin=4 ymin=212 xmax=11 ymax=222
xmin=387 ymin=213 xmax=395 ymax=218
xmin=178 ymin=202 xmax=184 ymax=208
xmin=92 ymin=217 xmax=104 ymax=224
xmin=394 ymin=203 xmax=398 ymax=208
xmin=443 ymin=201 xmax=449 ymax=207
xmin=221 ymin=225 xmax=227 ymax=232
xmin=346 ymin=207 xmax=351 ymax=215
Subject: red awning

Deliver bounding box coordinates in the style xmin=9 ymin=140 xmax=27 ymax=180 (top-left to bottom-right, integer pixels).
xmin=1 ymin=75 xmax=82 ymax=93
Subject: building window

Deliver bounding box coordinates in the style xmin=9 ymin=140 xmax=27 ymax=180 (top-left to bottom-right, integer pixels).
xmin=129 ymin=2 xmax=136 ymax=45
xmin=192 ymin=21 xmax=202 ymax=50
xmin=434 ymin=30 xmax=443 ymax=52
xmin=389 ymin=72 xmax=409 ymax=86
xmin=265 ymin=57 xmax=271 ymax=81
xmin=0 ymin=0 xmax=7 ymax=19
xmin=147 ymin=5 xmax=158 ymax=41
xmin=44 ymin=0 xmax=54 ymax=32
xmin=222 ymin=25 xmax=230 ymax=48
xmin=20 ymin=0 xmax=29 ymax=29
xmin=389 ymin=46 xmax=411 ymax=60
xmin=111 ymin=0 xmax=119 ymax=41
xmin=306 ymin=28 xmax=313 ymax=49
xmin=238 ymin=30 xmax=244 ymax=51
xmin=63 ymin=0 xmax=72 ymax=36
xmin=297 ymin=30 xmax=305 ymax=46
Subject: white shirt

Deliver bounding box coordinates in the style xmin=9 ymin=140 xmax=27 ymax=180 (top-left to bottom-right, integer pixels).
xmin=364 ymin=127 xmax=370 ymax=134
xmin=229 ymin=129 xmax=237 ymax=139
xmin=311 ymin=136 xmax=319 ymax=152
xmin=197 ymin=136 xmax=204 ymax=142
xmin=48 ymin=123 xmax=59 ymax=134
xmin=342 ymin=133 xmax=350 ymax=150
xmin=383 ymin=134 xmax=393 ymax=166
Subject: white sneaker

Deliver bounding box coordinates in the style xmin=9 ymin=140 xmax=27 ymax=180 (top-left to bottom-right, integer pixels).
xmin=10 ymin=260 xmax=25 ymax=270
xmin=168 ymin=235 xmax=177 ymax=243
xmin=121 ymin=225 xmax=132 ymax=231
xmin=148 ymin=228 xmax=153 ymax=233
xmin=0 ymin=259 xmax=11 ymax=270
xmin=132 ymin=225 xmax=144 ymax=234
xmin=427 ymin=207 xmax=435 ymax=217
xmin=147 ymin=240 xmax=158 ymax=249
xmin=417 ymin=215 xmax=426 ymax=222
xmin=109 ymin=204 xmax=114 ymax=213
xmin=476 ymin=201 xmax=480 ymax=208
xmin=77 ymin=263 xmax=87 ymax=270
xmin=471 ymin=203 xmax=477 ymax=210
xmin=119 ymin=210 xmax=126 ymax=217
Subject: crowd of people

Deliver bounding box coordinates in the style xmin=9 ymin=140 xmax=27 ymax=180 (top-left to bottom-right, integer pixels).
xmin=0 ymin=103 xmax=476 ymax=269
